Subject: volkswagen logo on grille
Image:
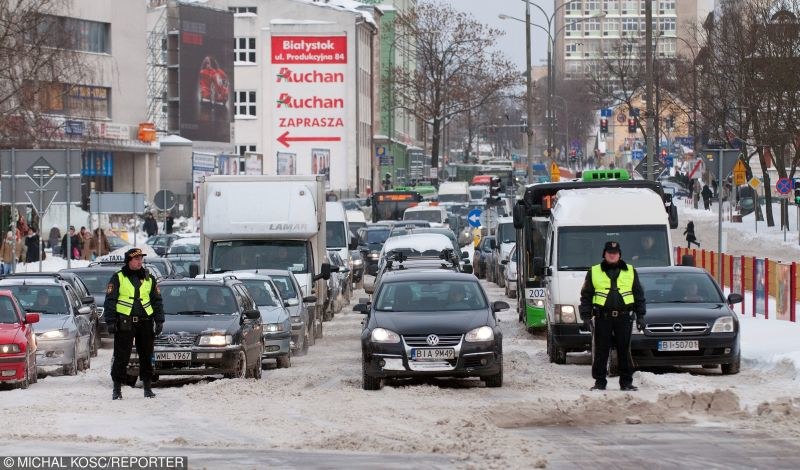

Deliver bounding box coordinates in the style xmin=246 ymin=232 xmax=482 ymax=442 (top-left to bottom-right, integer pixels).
xmin=672 ymin=323 xmax=683 ymax=332
xmin=426 ymin=334 xmax=440 ymax=346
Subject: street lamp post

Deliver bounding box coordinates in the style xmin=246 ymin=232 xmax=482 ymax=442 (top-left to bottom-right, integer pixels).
xmin=525 ymin=2 xmax=535 ymax=183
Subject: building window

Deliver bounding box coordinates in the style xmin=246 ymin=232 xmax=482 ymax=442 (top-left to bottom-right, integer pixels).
xmin=566 ymin=22 xmax=582 ymax=34
xmin=658 ymin=18 xmax=676 ymax=32
xmin=566 ymin=1 xmax=582 ymax=15
xmin=44 ymin=16 xmax=110 ymax=53
xmin=234 ymin=37 xmax=256 ymax=64
xmin=659 ymin=1 xmax=676 ymax=11
xmin=622 ymin=18 xmax=639 ymax=32
xmin=585 ymin=0 xmax=601 ymax=12
xmin=237 ymin=144 xmax=256 ymax=155
xmin=622 ymin=0 xmax=638 ymax=12
xmin=234 ymin=90 xmax=256 ymax=117
xmin=566 ymin=43 xmax=579 ymax=53
xmin=604 ymin=19 xmax=620 ymax=33
xmin=603 ymin=1 xmax=619 ymax=12
xmin=585 ymin=19 xmax=601 ymax=32
xmin=658 ymin=39 xmax=676 ymax=56
xmin=228 ymin=6 xmax=257 ymax=14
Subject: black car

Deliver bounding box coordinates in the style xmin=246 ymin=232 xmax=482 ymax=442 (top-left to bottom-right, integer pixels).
xmin=349 ymin=249 xmax=365 ymax=284
xmin=126 ymin=277 xmax=264 ymax=384
xmin=5 ymin=272 xmax=101 ymax=355
xmin=164 ymin=253 xmax=201 ymax=278
xmin=616 ymin=266 xmax=742 ymax=375
xmin=356 ymin=271 xmax=507 ymax=390
xmin=473 ymin=236 xmax=496 ymax=279
xmin=356 ymin=225 xmax=391 ymax=276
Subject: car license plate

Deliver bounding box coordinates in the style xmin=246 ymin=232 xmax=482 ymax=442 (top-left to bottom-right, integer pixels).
xmin=155 ymin=351 xmax=192 ymax=361
xmin=658 ymin=340 xmax=699 ymax=351
xmin=411 ymin=348 xmax=455 ymax=361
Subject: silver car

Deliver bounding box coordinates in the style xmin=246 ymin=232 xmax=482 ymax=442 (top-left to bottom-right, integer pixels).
xmin=248 ymin=269 xmax=314 ymax=356
xmin=0 ymin=280 xmax=93 ymax=376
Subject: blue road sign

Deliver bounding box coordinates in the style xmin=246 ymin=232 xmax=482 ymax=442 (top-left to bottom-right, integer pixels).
xmin=632 ymin=149 xmax=644 ymax=161
xmin=776 ymin=177 xmax=792 ymax=195
xmin=665 ymin=156 xmax=674 ymax=167
xmin=601 ymin=108 xmax=612 ymax=117
xmin=467 ymin=208 xmax=482 ymax=228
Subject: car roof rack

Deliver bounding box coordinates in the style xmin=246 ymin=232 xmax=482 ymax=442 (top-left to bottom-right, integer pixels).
xmin=384 ymin=249 xmax=459 ymax=272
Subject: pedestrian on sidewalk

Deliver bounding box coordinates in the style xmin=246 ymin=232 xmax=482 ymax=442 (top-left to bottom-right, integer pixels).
xmin=684 ymin=221 xmax=700 ymax=248
xmin=701 ymin=184 xmax=713 ymax=210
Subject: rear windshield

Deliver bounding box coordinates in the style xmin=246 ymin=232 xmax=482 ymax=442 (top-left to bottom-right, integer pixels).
xmin=270 ymin=275 xmax=298 ymax=300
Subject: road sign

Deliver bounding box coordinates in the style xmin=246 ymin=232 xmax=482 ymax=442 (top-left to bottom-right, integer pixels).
xmin=733 ymin=160 xmax=747 ymax=186
xmin=631 ymin=149 xmax=644 ymax=161
xmin=634 ymin=157 xmax=664 ymax=178
xmin=776 ymin=177 xmax=792 ymax=195
xmin=550 ymin=162 xmax=561 ymax=182
xmin=1 ymin=149 xmax=81 ymax=205
xmin=25 ymin=190 xmax=58 ymax=215
xmin=153 ymin=189 xmax=176 ymax=211
xmin=748 ymin=177 xmax=761 ymax=190
xmin=89 ymin=192 xmax=146 ymax=214
xmin=665 ymin=156 xmax=674 ymax=167
xmin=467 ymin=208 xmax=482 ymax=228
xmin=600 ymin=108 xmax=612 ymax=117
xmin=687 ymin=158 xmax=704 ymax=180
xmin=26 ymin=157 xmax=57 ymax=188
xmin=700 ymin=149 xmax=741 ymax=179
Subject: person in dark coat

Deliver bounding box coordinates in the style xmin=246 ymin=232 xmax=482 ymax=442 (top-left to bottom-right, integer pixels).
xmin=143 ymin=213 xmax=158 ymax=237
xmin=61 ymin=226 xmax=81 ymax=260
xmin=24 ymin=227 xmax=41 ymax=263
xmin=578 ymin=241 xmax=646 ymax=391
xmin=104 ymin=248 xmax=164 ymax=400
xmin=165 ymin=213 xmax=174 ymax=235
xmin=684 ymin=221 xmax=700 ymax=248
xmin=701 ymin=184 xmax=713 ymax=210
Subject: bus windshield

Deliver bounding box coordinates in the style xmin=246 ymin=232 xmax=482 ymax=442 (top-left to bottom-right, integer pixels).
xmin=371 ymin=191 xmax=421 ymax=222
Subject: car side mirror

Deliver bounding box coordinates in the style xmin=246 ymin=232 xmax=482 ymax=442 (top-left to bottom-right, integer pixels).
xmin=81 ymin=296 xmax=95 ymax=305
xmin=490 ymin=239 xmax=497 ymax=250
xmin=501 ymin=259 xmax=509 ymax=265
xmin=287 ymin=298 xmax=300 ymax=306
xmin=189 ymin=264 xmax=200 ymax=278
xmin=727 ymin=293 xmax=743 ymax=305
xmin=244 ymin=308 xmax=261 ymax=320
xmin=76 ymin=305 xmax=91 ymax=316
xmin=461 ymin=251 xmax=469 ymax=259
xmin=25 ymin=313 xmax=40 ymax=324
xmin=283 ymin=300 xmax=291 ymax=308
xmin=315 ymin=263 xmax=333 ymax=281
xmin=348 ymin=236 xmax=358 ymax=251
xmin=353 ymin=303 xmax=370 ymax=314
xmin=492 ymin=301 xmax=510 ymax=312
xmin=302 ymin=295 xmax=317 ymax=304
xmin=533 ymin=257 xmax=545 ymax=276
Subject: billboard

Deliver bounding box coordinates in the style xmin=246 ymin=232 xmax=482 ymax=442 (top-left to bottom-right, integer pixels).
xmin=178 ymin=4 xmax=233 ymax=142
xmin=270 ymin=34 xmax=347 ymax=187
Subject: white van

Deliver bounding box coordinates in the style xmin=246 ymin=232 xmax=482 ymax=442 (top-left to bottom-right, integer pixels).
xmin=346 ymin=210 xmax=367 ymax=235
xmin=469 ymin=185 xmax=489 ymax=204
xmin=326 ymin=202 xmax=355 ymax=294
xmin=403 ymin=204 xmax=448 ymax=228
xmin=540 ymin=188 xmax=674 ymax=364
xmin=492 ymin=217 xmax=516 ymax=287
xmin=438 ymin=181 xmax=470 ymax=205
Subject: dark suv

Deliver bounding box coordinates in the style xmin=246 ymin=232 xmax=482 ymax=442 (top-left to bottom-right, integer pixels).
xmin=126 ymin=277 xmax=264 ymax=384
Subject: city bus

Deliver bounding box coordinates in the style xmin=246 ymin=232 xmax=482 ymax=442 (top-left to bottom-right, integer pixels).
xmin=370 ymin=190 xmax=423 ymax=222
xmin=512 ymin=169 xmax=679 ymax=338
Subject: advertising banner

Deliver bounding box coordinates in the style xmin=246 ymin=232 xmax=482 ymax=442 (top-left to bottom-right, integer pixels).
xmin=276 ymin=152 xmax=296 ymax=175
xmin=776 ymin=263 xmax=791 ymax=321
xmin=732 ymin=257 xmax=742 ymax=295
xmin=270 ymin=34 xmax=346 ymax=187
xmin=178 ymin=5 xmax=234 ymax=142
xmin=244 ymin=153 xmax=263 ymax=175
xmin=754 ymin=258 xmax=766 ymax=315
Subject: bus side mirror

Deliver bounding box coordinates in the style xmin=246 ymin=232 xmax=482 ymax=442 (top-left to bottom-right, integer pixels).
xmin=533 ymin=257 xmax=545 ymax=276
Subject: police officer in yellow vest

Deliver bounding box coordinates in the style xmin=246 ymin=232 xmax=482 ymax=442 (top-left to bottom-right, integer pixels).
xmin=579 ymin=241 xmax=645 ymax=391
xmin=104 ymin=248 xmax=164 ymax=400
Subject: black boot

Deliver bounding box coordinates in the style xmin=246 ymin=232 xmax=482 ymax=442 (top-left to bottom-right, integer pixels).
xmin=143 ymin=379 xmax=156 ymax=398
xmin=112 ymin=382 xmax=122 ymax=400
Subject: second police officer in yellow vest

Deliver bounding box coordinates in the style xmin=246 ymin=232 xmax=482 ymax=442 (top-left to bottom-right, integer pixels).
xmin=579 ymin=241 xmax=646 ymax=391
xmin=104 ymin=248 xmax=164 ymax=400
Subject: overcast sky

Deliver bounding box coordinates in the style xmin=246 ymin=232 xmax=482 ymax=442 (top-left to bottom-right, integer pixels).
xmin=443 ymin=0 xmax=553 ymax=72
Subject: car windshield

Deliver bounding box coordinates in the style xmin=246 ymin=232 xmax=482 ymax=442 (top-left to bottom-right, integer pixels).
xmin=497 ymin=223 xmax=515 ymax=244
xmin=1 ymin=285 xmax=68 ymax=314
xmin=438 ymin=193 xmax=469 ymax=203
xmin=404 ymin=210 xmax=442 ymax=223
xmin=168 ymin=258 xmax=199 ymax=277
xmin=557 ymin=225 xmax=670 ymax=270
xmin=0 ymin=297 xmax=19 ymax=323
xmin=270 ymin=275 xmax=298 ymax=300
xmin=210 ymin=240 xmax=309 ymax=273
xmin=375 ymin=280 xmax=487 ymax=312
xmin=70 ymin=272 xmax=114 ymax=294
xmin=640 ymin=272 xmax=723 ymax=303
xmin=326 ymin=221 xmax=348 ymax=248
xmin=364 ymin=229 xmax=390 ymax=244
xmin=160 ymin=285 xmax=237 ymax=314
xmin=240 ymin=280 xmax=280 ymax=307
xmin=470 ymin=189 xmax=486 ymax=200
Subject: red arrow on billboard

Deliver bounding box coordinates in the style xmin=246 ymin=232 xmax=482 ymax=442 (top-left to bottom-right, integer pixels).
xmin=277 ymin=131 xmax=341 ymax=148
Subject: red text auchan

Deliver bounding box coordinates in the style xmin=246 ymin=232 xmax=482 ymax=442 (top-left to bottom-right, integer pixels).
xmin=271 ymin=36 xmax=347 ymax=64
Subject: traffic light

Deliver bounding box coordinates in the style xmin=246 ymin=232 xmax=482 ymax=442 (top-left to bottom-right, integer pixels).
xmin=600 ymin=118 xmax=608 ymax=134
xmin=628 ymin=118 xmax=637 ymax=133
xmin=795 ymin=180 xmax=800 ymax=204
xmin=382 ymin=172 xmax=392 ymax=191
xmin=487 ymin=177 xmax=502 ymax=205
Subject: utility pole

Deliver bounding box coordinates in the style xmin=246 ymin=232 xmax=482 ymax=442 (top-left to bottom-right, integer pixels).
xmin=525 ymin=2 xmax=535 ymax=183
xmin=645 ymin=0 xmax=655 ymax=181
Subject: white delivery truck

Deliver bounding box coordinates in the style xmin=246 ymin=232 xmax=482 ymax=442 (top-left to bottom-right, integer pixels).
xmin=199 ymin=175 xmax=333 ymax=341
xmin=326 ymin=201 xmax=357 ymax=302
xmin=539 ymin=187 xmax=674 ymax=364
xmin=491 ymin=216 xmax=516 ymax=288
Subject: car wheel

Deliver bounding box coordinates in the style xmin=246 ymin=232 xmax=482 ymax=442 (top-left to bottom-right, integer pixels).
xmin=497 ymin=271 xmax=505 ymax=288
xmin=29 ymin=356 xmax=37 ymax=384
xmin=484 ymin=356 xmax=503 ymax=388
xmin=314 ymin=320 xmax=323 ymax=340
xmin=63 ymin=344 xmax=78 ymax=376
xmin=721 ymin=353 xmax=740 ymax=375
xmin=362 ymin=359 xmax=382 ymax=390
xmin=17 ymin=364 xmax=29 ymax=390
xmin=91 ymin=326 xmax=99 ymax=357
xmin=276 ymin=353 xmax=291 ymax=369
xmin=224 ymin=350 xmax=247 ymax=379
xmin=251 ymin=351 xmax=263 ymax=379
xmin=81 ymin=351 xmax=91 ymax=372
xmin=307 ymin=324 xmax=317 ymax=346
xmin=125 ymin=375 xmax=138 ymax=387
xmin=547 ymin=327 xmax=566 ymax=364
xmin=297 ymin=332 xmax=309 ymax=356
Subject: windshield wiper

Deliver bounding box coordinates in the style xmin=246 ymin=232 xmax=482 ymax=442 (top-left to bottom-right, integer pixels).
xmin=176 ymin=310 xmax=210 ymax=315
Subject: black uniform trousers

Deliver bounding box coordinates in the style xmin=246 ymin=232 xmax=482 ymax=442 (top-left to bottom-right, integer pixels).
xmin=110 ymin=317 xmax=155 ymax=383
xmin=591 ymin=312 xmax=634 ymax=387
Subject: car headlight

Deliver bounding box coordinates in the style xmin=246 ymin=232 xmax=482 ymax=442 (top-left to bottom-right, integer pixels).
xmin=368 ymin=251 xmax=380 ymax=260
xmin=353 ymin=259 xmax=363 ymax=266
xmin=0 ymin=344 xmax=20 ymax=354
xmin=555 ymin=305 xmax=577 ymax=323
xmin=290 ymin=316 xmax=303 ymax=324
xmin=40 ymin=329 xmax=68 ymax=339
xmin=530 ymin=298 xmax=545 ymax=308
xmin=198 ymin=334 xmax=232 ymax=346
xmin=465 ymin=326 xmax=494 ymax=342
xmin=264 ymin=323 xmax=285 ymax=333
xmin=711 ymin=316 xmax=735 ymax=333
xmin=370 ymin=327 xmax=400 ymax=343
xmin=96 ymin=307 xmax=105 ymax=317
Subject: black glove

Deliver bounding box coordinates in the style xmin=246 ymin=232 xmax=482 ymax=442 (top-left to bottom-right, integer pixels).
xmin=636 ymin=315 xmax=645 ymax=331
xmin=107 ymin=322 xmax=116 ymax=334
xmin=154 ymin=322 xmax=163 ymax=335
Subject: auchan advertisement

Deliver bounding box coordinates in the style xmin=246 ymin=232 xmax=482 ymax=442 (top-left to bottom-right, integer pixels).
xmin=270 ymin=35 xmax=347 ymax=189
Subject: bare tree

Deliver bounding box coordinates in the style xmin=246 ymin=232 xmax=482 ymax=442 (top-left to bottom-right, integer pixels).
xmin=0 ymin=0 xmax=91 ymax=148
xmin=391 ymin=1 xmax=520 ymax=184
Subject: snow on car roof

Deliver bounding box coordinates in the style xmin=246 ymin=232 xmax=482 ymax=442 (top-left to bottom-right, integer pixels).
xmin=380 ymin=233 xmax=452 ymax=256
